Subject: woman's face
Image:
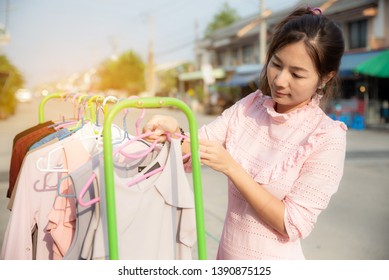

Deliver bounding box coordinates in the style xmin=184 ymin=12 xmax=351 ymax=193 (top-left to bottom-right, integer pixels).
xmin=266 ymin=40 xmax=321 ymax=114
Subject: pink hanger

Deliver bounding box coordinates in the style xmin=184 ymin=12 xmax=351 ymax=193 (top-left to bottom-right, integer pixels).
xmin=169 ymin=131 xmax=191 ymax=160
xmin=77 ymin=173 xmax=100 ymax=207
xmin=114 ymin=131 xmax=159 ymax=159
xmin=127 ymin=95 xmax=145 ymax=136
xmin=125 ymin=132 xmax=190 ymax=187
xmin=127 ymin=164 xmax=165 ymax=187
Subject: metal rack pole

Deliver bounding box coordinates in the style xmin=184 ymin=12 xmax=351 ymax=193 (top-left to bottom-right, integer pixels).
xmin=38 ymin=92 xmax=63 ymax=123
xmin=102 ymin=97 xmax=207 ymax=260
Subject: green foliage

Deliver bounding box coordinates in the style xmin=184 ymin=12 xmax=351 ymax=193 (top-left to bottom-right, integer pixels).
xmin=97 ymin=50 xmax=145 ymax=96
xmin=194 ymin=84 xmax=205 ymax=102
xmin=0 ymin=55 xmax=24 ymax=119
xmin=156 ymin=62 xmax=194 ymax=96
xmin=204 ymin=2 xmax=240 ymax=37
xmin=157 ymin=68 xmax=177 ymax=96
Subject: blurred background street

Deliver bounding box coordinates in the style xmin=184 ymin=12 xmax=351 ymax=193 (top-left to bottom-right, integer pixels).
xmin=1 ymin=97 xmax=388 ymax=260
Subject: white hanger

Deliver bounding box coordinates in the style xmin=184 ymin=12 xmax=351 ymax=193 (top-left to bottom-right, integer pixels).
xmin=36 ymin=145 xmax=68 ymax=172
xmin=102 ymin=95 xmax=118 ymax=107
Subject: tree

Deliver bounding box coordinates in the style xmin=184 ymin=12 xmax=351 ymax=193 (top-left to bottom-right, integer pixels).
xmin=0 ymin=55 xmax=24 ymax=119
xmin=204 ymin=2 xmax=240 ymax=37
xmin=97 ymin=50 xmax=145 ymax=96
xmin=156 ymin=62 xmax=194 ymax=96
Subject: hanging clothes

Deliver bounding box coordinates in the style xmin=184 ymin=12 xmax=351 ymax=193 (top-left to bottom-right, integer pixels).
xmin=92 ymin=138 xmax=196 ymax=260
xmin=62 ymin=156 xmax=101 ymax=260
xmin=7 ymin=121 xmax=56 ymax=199
xmin=0 ymin=137 xmax=91 ymax=260
xmin=61 ymin=138 xmax=196 ymax=260
xmin=1 ymin=94 xmax=198 ymax=260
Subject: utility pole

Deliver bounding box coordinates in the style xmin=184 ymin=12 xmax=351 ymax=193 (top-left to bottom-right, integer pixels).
xmin=237 ymin=0 xmax=270 ymax=63
xmin=259 ymin=0 xmax=267 ymax=64
xmin=146 ymin=15 xmax=155 ymax=96
xmin=0 ymin=0 xmax=11 ymax=46
xmin=259 ymin=0 xmax=266 ymax=64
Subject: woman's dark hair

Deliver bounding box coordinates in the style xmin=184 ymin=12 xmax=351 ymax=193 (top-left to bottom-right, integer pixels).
xmin=259 ymin=6 xmax=345 ymax=107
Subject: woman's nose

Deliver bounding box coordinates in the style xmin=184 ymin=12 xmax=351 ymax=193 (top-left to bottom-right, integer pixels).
xmin=273 ymin=70 xmax=288 ymax=88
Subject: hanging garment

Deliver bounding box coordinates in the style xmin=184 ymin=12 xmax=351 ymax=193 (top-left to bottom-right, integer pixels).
xmin=43 ymin=122 xmax=117 ymax=259
xmin=70 ymin=138 xmax=197 ymax=260
xmin=7 ymin=122 xmax=103 ymax=211
xmin=62 ymin=140 xmax=158 ymax=259
xmin=0 ymin=137 xmax=91 ymax=260
xmin=12 ymin=121 xmax=54 ymax=147
xmin=45 ymin=140 xmax=92 ymax=260
xmin=8 ymin=122 xmax=56 ymax=198
xmin=28 ymin=128 xmax=70 ymax=151
xmin=62 ymin=156 xmax=101 ymax=260
xmin=7 ymin=138 xmax=60 ymax=211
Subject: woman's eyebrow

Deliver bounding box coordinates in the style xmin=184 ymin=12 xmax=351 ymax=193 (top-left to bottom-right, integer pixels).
xmin=290 ymin=66 xmax=309 ymax=72
xmin=273 ymin=54 xmax=309 ymax=72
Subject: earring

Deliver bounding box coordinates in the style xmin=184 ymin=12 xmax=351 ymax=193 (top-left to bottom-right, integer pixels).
xmin=318 ymin=83 xmax=326 ymax=90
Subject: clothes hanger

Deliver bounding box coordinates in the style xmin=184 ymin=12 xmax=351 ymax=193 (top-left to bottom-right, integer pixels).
xmin=123 ymin=131 xmax=189 ymax=188
xmin=46 ymin=92 xmax=76 ymax=127
xmin=86 ymin=94 xmax=105 ymax=124
xmin=36 ymin=145 xmax=68 ymax=172
xmin=56 ymin=174 xmax=77 ymax=198
xmin=76 ymin=164 xmax=166 ymax=205
xmin=102 ymin=95 xmax=119 ymax=120
xmin=50 ymin=93 xmax=88 ymax=130
xmin=56 ymin=93 xmax=95 ymax=133
xmin=165 ymin=132 xmax=191 ymax=160
xmin=77 ymin=173 xmax=100 ymax=207
xmin=112 ymin=96 xmax=160 ymax=158
xmin=113 ymin=131 xmax=159 ymax=159
xmin=123 ymin=132 xmax=192 ymax=187
xmin=127 ymin=163 xmax=165 ymax=187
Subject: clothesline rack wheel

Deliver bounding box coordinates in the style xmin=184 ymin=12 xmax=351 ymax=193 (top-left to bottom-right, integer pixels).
xmin=103 ymin=97 xmax=207 ymax=260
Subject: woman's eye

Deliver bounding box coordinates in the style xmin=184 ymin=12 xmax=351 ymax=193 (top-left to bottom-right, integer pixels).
xmin=271 ymin=61 xmax=280 ymax=68
xmin=292 ymin=73 xmax=303 ymax=78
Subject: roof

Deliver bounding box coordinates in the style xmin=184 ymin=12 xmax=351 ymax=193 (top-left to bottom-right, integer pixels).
xmin=294 ymin=0 xmax=377 ymax=14
xmin=203 ymin=0 xmax=379 ymax=47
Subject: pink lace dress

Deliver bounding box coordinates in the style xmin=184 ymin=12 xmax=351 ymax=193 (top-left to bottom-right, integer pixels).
xmin=187 ymin=90 xmax=347 ymax=259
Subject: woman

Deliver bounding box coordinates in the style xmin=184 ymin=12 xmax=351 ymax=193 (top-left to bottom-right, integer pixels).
xmin=143 ymin=6 xmax=346 ymax=259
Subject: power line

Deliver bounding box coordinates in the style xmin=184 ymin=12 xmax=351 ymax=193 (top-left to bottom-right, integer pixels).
xmin=155 ymin=40 xmax=194 ymax=57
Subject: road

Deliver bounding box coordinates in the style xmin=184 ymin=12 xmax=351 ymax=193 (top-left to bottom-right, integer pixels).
xmin=1 ymin=96 xmax=389 ymax=260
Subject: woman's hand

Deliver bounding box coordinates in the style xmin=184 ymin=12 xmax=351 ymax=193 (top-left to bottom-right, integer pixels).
xmin=198 ymin=139 xmax=237 ymax=175
xmin=142 ymin=115 xmax=180 ymax=143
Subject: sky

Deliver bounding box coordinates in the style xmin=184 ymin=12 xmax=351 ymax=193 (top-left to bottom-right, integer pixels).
xmin=0 ymin=0 xmax=299 ymax=89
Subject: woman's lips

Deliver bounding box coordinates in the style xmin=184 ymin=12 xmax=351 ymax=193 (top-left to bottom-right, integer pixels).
xmin=274 ymin=91 xmax=289 ymax=97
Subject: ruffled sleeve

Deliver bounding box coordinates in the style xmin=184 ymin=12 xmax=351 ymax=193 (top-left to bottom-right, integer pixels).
xmin=283 ymin=121 xmax=347 ymax=241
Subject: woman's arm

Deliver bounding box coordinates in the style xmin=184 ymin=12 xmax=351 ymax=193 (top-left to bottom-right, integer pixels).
xmin=198 ymin=139 xmax=287 ymax=236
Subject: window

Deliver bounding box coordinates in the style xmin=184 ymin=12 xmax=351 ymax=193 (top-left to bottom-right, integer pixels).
xmin=217 ymin=51 xmax=226 ymax=66
xmin=242 ymin=45 xmax=254 ymax=64
xmin=231 ymin=49 xmax=239 ymax=65
xmin=348 ymin=19 xmax=367 ymax=49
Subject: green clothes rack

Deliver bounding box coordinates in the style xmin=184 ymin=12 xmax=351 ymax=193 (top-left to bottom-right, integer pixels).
xmin=38 ymin=93 xmax=207 ymax=260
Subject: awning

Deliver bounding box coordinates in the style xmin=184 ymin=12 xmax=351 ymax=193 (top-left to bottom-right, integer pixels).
xmin=225 ymin=64 xmax=263 ymax=87
xmin=178 ymin=68 xmax=225 ymax=81
xmin=227 ymin=72 xmax=260 ymax=87
xmin=339 ymin=50 xmax=385 ymax=78
xmin=234 ymin=64 xmax=264 ymax=75
xmin=354 ymin=49 xmax=389 ymax=78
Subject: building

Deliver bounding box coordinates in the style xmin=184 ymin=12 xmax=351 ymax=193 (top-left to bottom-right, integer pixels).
xmin=189 ymin=0 xmax=389 ymax=126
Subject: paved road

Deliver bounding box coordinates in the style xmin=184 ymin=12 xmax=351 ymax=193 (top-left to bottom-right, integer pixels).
xmin=1 ymin=96 xmax=388 ymax=260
